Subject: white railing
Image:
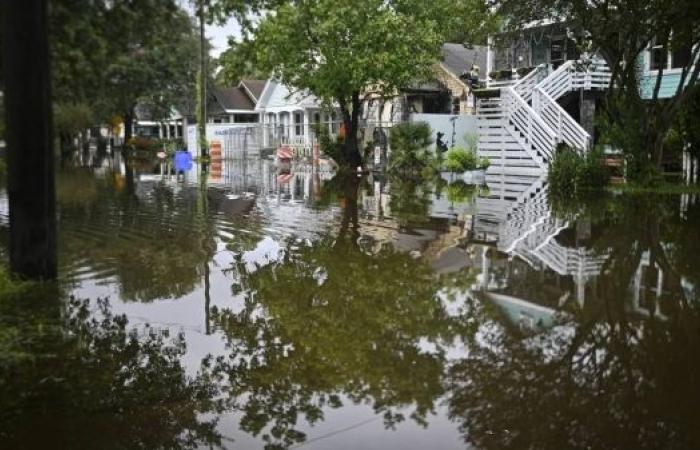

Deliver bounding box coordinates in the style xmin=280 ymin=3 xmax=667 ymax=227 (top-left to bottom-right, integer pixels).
xmin=570 ymin=57 xmax=612 ymax=91
xmin=530 ymin=57 xmax=611 ymax=153
xmin=512 ymin=65 xmax=549 ymax=102
xmin=482 ymin=55 xmax=612 ymax=167
xmin=537 ymin=58 xmax=612 ymax=102
xmin=502 ymin=86 xmax=557 ymax=167
xmin=487 ymin=78 xmax=517 ymax=89
xmin=535 ymin=61 xmax=575 ymax=101
xmin=534 ymin=88 xmax=591 ymax=151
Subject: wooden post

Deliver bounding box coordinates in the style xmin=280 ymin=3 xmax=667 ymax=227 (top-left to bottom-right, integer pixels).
xmin=1 ymin=0 xmax=57 ymax=279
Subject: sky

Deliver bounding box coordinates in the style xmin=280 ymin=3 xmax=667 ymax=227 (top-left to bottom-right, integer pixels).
xmin=180 ymin=1 xmax=243 ymax=58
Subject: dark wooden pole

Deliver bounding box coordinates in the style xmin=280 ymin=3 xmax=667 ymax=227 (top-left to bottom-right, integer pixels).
xmin=1 ymin=0 xmax=57 ymax=279
xmin=198 ymin=0 xmax=208 ymax=159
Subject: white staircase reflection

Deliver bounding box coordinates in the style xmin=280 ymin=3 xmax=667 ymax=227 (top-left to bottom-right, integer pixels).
xmin=473 ymin=174 xmax=609 ymax=312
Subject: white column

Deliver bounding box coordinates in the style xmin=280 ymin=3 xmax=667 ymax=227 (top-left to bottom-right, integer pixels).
xmin=158 ymin=124 xmax=163 ymax=139
xmin=303 ymin=110 xmax=311 ymax=145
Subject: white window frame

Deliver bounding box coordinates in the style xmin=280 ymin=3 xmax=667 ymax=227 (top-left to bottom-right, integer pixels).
xmin=294 ymin=111 xmax=304 ymax=136
xmin=645 ymin=38 xmax=696 ymax=75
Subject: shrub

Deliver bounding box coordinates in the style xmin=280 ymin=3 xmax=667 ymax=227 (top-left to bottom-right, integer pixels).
xmin=445 ymin=147 xmax=477 ymax=172
xmin=478 ymin=156 xmax=490 ymax=170
xmin=126 ymin=137 xmax=184 ymax=154
xmin=54 ymin=102 xmax=94 ymax=136
xmin=548 ymin=144 xmax=609 ymax=197
xmin=446 ymin=180 xmax=476 ymax=203
xmin=127 ymin=136 xmax=162 ymax=152
xmin=315 ymin=124 xmax=344 ymax=166
xmin=388 ymin=122 xmax=436 ymax=174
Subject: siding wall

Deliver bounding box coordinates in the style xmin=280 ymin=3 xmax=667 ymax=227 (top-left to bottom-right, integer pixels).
xmin=639 ymin=72 xmax=688 ymax=99
xmin=409 ymin=113 xmax=478 ymax=151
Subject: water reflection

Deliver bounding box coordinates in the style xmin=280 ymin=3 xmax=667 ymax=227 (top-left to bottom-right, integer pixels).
xmin=0 ymin=151 xmax=698 ymax=449
xmin=0 ymin=292 xmax=224 ymax=448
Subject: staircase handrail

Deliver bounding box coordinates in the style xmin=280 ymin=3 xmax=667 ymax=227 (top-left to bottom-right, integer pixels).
xmin=534 ymin=87 xmax=591 ymax=151
xmin=502 ymin=86 xmax=557 ymax=165
xmin=512 ymin=64 xmax=549 ymax=102
xmin=570 ymin=56 xmax=612 ymax=91
xmin=535 ymin=60 xmax=576 ymax=101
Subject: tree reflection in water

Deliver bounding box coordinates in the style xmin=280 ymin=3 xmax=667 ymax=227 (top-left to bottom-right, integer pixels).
xmin=0 ymin=290 xmax=225 ymax=449
xmin=210 ymin=175 xmax=463 ymax=449
xmin=449 ymin=193 xmax=700 ymax=450
xmin=5 ymin=165 xmax=700 ymax=450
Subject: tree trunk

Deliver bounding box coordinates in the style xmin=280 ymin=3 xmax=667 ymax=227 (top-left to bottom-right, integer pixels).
xmin=1 ymin=0 xmax=57 ymax=279
xmin=340 ymin=92 xmax=362 ymax=168
xmin=123 ymin=110 xmax=134 ymax=144
xmin=198 ymin=1 xmax=208 ymax=158
xmin=336 ymin=175 xmax=360 ymax=244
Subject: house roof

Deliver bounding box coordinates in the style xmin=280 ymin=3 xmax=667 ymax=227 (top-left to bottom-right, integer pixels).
xmin=211 ymin=85 xmax=256 ymax=111
xmin=440 ymin=43 xmax=488 ymax=81
xmin=239 ymin=79 xmax=267 ymax=102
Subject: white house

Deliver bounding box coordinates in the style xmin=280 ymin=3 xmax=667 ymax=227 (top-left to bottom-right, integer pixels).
xmin=255 ymin=79 xmax=341 ymax=151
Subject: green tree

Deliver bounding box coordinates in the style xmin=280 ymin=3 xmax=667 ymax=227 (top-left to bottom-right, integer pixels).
xmin=213 ymin=0 xmax=489 ymax=168
xmin=215 ymin=38 xmax=268 ymax=85
xmin=102 ymin=1 xmax=200 ymax=142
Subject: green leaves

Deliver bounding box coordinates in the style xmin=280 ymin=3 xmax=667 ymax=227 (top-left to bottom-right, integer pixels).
xmin=218 ymin=0 xmax=484 ymax=105
xmin=50 ymin=1 xmax=201 ymax=123
xmin=388 ymin=121 xmax=436 ymax=174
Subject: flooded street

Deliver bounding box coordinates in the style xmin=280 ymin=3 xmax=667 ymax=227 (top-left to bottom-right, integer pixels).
xmin=1 ymin=151 xmax=699 ymax=450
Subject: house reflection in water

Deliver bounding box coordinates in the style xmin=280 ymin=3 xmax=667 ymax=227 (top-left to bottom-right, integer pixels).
xmin=464 ymin=172 xmax=683 ymax=332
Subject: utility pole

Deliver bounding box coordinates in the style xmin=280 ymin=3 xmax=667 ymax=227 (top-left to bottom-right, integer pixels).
xmin=1 ymin=0 xmax=57 ymax=279
xmin=198 ymin=0 xmax=208 ymax=159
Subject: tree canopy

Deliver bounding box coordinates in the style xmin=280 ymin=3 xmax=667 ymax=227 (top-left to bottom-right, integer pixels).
xmin=45 ymin=0 xmax=203 ymax=143
xmin=213 ymin=0 xmax=493 ymax=167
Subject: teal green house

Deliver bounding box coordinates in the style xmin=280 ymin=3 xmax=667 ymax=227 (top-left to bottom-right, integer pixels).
xmin=639 ymin=44 xmax=695 ymax=99
xmin=486 ymin=22 xmax=696 ymax=100
xmin=476 ymin=21 xmax=698 ymax=180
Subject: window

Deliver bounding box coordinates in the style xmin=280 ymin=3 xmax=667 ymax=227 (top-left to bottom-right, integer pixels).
xmin=649 ymin=39 xmax=667 ymax=70
xmin=330 ymin=112 xmax=339 ymax=134
xmin=294 ymin=111 xmax=303 ymax=136
xmin=671 ymin=45 xmax=692 ymax=69
xmin=649 ymin=35 xmax=694 ymax=71
xmin=234 ymin=114 xmax=259 ymax=123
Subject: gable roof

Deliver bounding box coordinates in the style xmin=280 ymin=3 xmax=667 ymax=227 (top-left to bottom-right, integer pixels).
xmin=239 ymin=79 xmax=267 ymax=102
xmin=211 ymin=86 xmax=256 ymax=111
xmin=441 ymin=43 xmax=488 ymax=80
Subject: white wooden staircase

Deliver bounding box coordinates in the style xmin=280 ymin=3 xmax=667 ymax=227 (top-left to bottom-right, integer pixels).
xmin=478 ymin=57 xmax=611 ymax=176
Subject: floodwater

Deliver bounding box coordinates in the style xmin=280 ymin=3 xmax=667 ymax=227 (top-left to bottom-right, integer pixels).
xmin=1 ymin=149 xmax=699 ymax=450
